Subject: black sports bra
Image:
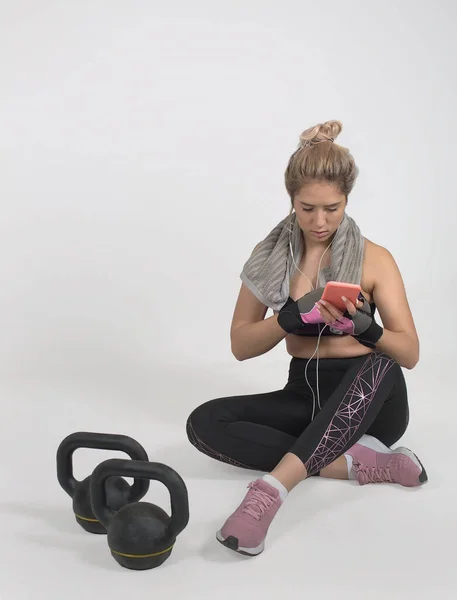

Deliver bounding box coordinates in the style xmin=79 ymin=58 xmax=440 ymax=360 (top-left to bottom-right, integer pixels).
xmin=283 ymin=295 xmax=378 ymax=337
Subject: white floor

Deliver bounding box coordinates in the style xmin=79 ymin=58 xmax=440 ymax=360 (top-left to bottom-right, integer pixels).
xmin=1 ymin=356 xmax=455 ymax=599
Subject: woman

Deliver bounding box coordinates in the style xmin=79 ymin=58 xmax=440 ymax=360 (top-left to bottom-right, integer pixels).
xmin=186 ymin=120 xmax=427 ymax=557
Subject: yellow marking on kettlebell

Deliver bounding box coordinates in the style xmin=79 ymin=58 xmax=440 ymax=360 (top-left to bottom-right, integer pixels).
xmin=111 ymin=544 xmax=174 ymax=559
xmin=75 ymin=513 xmax=100 ymax=523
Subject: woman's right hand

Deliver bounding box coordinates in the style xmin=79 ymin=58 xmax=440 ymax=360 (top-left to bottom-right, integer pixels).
xmin=277 ymin=287 xmax=326 ymax=333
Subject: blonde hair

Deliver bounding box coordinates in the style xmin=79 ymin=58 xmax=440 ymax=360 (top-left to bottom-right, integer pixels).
xmin=284 ymin=120 xmax=359 ymax=208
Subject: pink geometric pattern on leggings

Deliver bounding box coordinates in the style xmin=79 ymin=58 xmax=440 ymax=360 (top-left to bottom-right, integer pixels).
xmin=304 ymin=353 xmax=396 ymax=476
xmin=186 ymin=417 xmax=257 ymax=470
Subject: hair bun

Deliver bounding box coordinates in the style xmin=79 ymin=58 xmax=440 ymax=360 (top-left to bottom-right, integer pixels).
xmin=299 ymin=120 xmax=342 ymax=148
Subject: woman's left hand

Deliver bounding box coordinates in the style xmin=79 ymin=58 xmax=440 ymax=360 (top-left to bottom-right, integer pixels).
xmin=316 ymin=293 xmax=384 ymax=349
xmin=316 ymin=296 xmax=363 ymax=325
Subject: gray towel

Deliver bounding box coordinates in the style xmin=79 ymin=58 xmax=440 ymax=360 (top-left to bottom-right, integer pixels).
xmin=240 ymin=212 xmax=365 ymax=313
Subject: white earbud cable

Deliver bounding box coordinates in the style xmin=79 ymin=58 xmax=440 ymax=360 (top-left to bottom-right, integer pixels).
xmin=287 ymin=214 xmax=342 ymax=420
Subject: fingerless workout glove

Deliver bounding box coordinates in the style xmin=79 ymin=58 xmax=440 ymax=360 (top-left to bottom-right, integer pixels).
xmin=277 ymin=288 xmax=326 ymax=334
xmin=328 ymin=295 xmax=384 ymax=348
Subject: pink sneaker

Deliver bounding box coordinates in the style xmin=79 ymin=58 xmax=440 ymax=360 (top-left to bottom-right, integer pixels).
xmin=346 ymin=435 xmax=428 ymax=487
xmin=216 ymin=479 xmax=283 ymax=556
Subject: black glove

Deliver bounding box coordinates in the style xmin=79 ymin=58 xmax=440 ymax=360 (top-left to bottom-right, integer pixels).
xmin=277 ymin=288 xmax=326 ymax=333
xmin=326 ymin=294 xmax=384 ymax=348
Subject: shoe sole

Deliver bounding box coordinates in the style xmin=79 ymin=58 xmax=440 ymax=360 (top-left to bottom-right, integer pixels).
xmin=357 ymin=434 xmax=428 ymax=485
xmin=216 ymin=529 xmax=264 ymax=556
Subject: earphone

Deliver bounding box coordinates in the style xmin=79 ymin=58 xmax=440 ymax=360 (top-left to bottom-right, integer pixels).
xmin=287 ymin=214 xmax=342 ymax=421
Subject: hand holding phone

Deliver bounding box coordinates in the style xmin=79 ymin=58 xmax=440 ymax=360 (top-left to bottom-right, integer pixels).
xmin=317 ymin=281 xmax=383 ymax=349
xmin=320 ymin=281 xmax=361 ymax=312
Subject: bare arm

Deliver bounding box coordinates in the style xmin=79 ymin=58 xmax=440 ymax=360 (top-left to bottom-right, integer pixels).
xmin=230 ymin=284 xmax=288 ymax=361
xmin=371 ymin=246 xmax=420 ymax=369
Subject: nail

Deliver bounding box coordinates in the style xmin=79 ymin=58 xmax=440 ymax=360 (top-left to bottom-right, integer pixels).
xmin=341 ymin=296 xmax=347 ymax=301
xmin=319 ymin=299 xmax=327 ymax=306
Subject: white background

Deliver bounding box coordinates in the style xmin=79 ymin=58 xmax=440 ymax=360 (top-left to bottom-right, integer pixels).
xmin=0 ymin=1 xmax=455 ymax=598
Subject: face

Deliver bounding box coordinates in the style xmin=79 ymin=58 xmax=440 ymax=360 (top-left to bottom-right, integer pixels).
xmin=293 ymin=182 xmax=347 ymax=245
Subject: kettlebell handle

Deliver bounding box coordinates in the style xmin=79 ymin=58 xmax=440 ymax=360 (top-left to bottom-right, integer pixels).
xmin=90 ymin=459 xmax=189 ymax=539
xmin=56 ymin=432 xmax=149 ymax=501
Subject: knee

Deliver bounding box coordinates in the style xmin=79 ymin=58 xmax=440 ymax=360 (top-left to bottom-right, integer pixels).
xmin=186 ymin=399 xmax=217 ymax=448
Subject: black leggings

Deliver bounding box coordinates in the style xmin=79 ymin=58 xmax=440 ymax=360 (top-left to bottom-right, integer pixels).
xmin=186 ymin=352 xmax=410 ymax=476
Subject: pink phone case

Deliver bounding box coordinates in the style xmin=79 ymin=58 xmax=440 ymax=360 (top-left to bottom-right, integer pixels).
xmin=321 ymin=281 xmax=361 ymax=311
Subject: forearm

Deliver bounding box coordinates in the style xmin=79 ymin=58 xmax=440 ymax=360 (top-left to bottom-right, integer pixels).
xmin=370 ymin=329 xmax=419 ymax=370
xmin=231 ymin=314 xmax=288 ymax=361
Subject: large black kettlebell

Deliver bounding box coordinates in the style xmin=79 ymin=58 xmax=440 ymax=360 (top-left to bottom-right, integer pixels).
xmin=56 ymin=432 xmax=150 ymax=534
xmin=90 ymin=458 xmax=189 ymax=570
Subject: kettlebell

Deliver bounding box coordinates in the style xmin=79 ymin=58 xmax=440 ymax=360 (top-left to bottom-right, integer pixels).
xmin=90 ymin=458 xmax=189 ymax=570
xmin=56 ymin=432 xmax=150 ymax=534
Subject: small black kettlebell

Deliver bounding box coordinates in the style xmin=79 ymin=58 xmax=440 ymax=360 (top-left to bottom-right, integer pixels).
xmin=56 ymin=432 xmax=150 ymax=534
xmin=90 ymin=458 xmax=189 ymax=570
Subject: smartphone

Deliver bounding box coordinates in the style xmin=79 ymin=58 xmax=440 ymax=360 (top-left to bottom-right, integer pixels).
xmin=321 ymin=281 xmax=361 ymax=312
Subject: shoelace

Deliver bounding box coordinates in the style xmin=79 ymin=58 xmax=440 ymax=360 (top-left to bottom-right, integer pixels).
xmin=355 ymin=463 xmax=393 ymax=484
xmin=242 ymin=484 xmax=276 ymax=520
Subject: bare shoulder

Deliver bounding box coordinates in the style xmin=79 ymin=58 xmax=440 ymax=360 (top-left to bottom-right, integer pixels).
xmin=364 ymin=238 xmax=400 ymax=278
xmin=360 ymin=238 xmax=386 ymax=297
xmin=363 ymin=237 xmax=418 ymax=339
xmin=363 ymin=237 xmax=398 ymax=273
